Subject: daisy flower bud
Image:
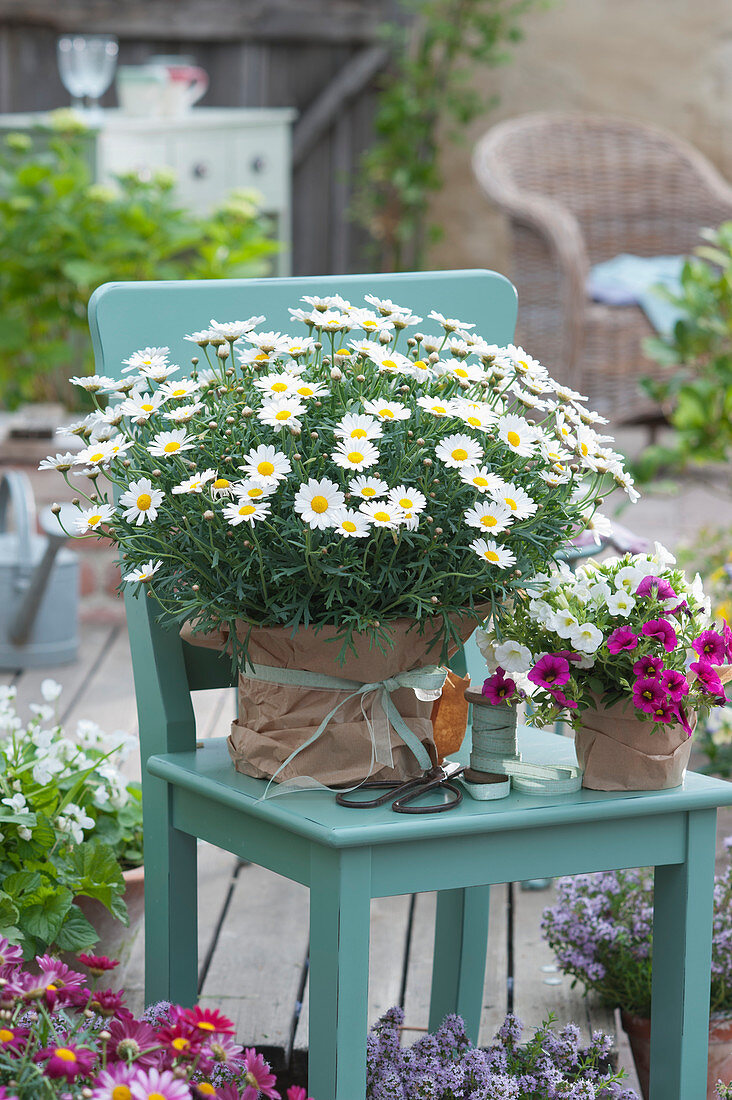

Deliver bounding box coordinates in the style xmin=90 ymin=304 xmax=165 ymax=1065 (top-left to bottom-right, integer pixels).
xmin=330 ymin=367 xmax=343 ymax=381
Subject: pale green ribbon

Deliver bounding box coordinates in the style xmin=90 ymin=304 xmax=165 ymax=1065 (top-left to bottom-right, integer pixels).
xmin=242 ymin=662 xmax=447 ymax=798
xmin=466 ymin=703 xmax=583 ymax=797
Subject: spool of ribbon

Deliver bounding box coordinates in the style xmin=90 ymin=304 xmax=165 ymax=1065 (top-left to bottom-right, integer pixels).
xmin=242 ymin=661 xmax=448 ymax=797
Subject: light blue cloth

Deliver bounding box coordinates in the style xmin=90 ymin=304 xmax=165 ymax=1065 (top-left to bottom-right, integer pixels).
xmin=586 ymin=253 xmax=685 ymax=336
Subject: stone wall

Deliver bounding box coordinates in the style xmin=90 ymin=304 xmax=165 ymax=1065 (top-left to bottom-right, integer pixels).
xmin=429 ymin=0 xmax=732 ymax=273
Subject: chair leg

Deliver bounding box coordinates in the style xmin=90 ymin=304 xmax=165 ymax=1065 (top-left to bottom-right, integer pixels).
xmin=308 ymin=847 xmax=371 ymax=1100
xmin=650 ymin=809 xmax=717 ymax=1099
xmin=429 ymin=885 xmax=491 ymax=1042
xmin=143 ymin=774 xmax=198 ymax=1007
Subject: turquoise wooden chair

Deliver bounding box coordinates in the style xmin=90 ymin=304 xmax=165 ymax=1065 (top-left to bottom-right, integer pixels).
xmin=90 ymin=271 xmax=732 ymax=1100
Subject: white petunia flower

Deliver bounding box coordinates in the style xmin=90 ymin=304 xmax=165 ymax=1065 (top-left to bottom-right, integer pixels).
xmin=652 ymin=541 xmax=676 ymax=568
xmin=73 ymin=503 xmax=115 ymax=533
xmin=464 ymin=501 xmax=514 ymax=534
xmin=550 ymin=609 xmax=580 ymax=639
xmin=223 ymin=500 xmax=271 ymax=526
xmin=494 ymin=640 xmax=533 ymax=673
xmin=498 ymin=413 xmax=537 ymax=457
xmin=172 ymin=469 xmax=216 ymax=495
xmin=148 ymin=429 xmax=194 ymax=457
xmin=349 ymin=475 xmax=389 ymax=500
xmin=606 ymin=591 xmax=636 ymax=617
xmin=435 ymin=433 xmax=484 ymax=469
xmin=569 ymin=622 xmax=604 ymax=654
xmin=363 ymin=399 xmax=411 ymax=422
xmin=331 ymin=439 xmax=380 ymax=472
xmin=119 ymin=478 xmax=164 ymax=525
xmin=40 ymin=679 xmax=62 ymax=703
xmin=257 ymin=396 xmax=306 ymax=430
xmin=332 ymin=509 xmax=371 ymax=538
xmin=359 ymin=500 xmax=406 ymax=529
xmin=469 ymin=538 xmax=517 ymax=568
xmin=388 ymin=486 xmax=426 ymax=514
xmin=240 ymin=445 xmax=292 ymax=483
xmin=2 ymin=792 xmax=27 ymax=812
xmin=614 ymin=565 xmax=647 ymax=595
xmin=459 ymin=465 xmax=502 ymax=494
xmin=293 ymin=478 xmax=345 ymax=530
xmin=334 ymin=413 xmax=383 ymax=442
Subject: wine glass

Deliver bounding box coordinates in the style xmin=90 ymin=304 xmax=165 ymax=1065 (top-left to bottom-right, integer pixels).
xmin=57 ymin=35 xmax=119 ymax=115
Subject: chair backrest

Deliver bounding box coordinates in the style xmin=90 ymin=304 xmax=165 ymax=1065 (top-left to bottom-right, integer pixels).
xmin=476 ymin=111 xmax=732 ymax=263
xmin=89 ymin=271 xmax=517 ymax=749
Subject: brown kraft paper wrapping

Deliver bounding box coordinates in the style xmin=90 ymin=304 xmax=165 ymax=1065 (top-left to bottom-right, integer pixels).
xmin=182 ymin=612 xmax=481 ymax=787
xmin=574 ymin=699 xmax=696 ymax=791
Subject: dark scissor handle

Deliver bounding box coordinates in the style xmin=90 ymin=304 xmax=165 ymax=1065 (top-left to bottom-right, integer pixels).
xmin=392 ymin=778 xmax=463 ymax=814
xmin=335 ymin=776 xmax=426 ymax=810
xmin=335 ymin=763 xmax=464 ymax=814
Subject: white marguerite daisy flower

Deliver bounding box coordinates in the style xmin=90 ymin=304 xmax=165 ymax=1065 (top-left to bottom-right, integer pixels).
xmin=363 ymin=399 xmax=411 ymax=422
xmin=122 ymin=347 xmax=169 ymax=373
xmin=447 ymin=361 xmax=486 ymax=383
xmin=359 ymin=500 xmax=406 ymax=529
xmin=428 ymin=310 xmax=475 ymax=332
xmin=407 ymin=358 xmax=433 ymax=380
xmin=293 ymin=478 xmax=345 ymax=530
xmin=367 ymin=347 xmax=411 ymax=374
xmin=470 ymin=538 xmax=516 ymax=568
xmin=240 ymin=445 xmax=292 ymax=483
xmin=435 ymin=433 xmax=483 ymax=469
xmin=73 ymin=440 xmax=116 ymax=467
xmin=237 ymin=347 xmax=278 ymax=367
xmin=138 ymin=362 xmax=179 ymax=384
xmin=209 ymin=317 xmax=265 ymax=340
xmin=69 ymin=374 xmax=116 ymax=393
xmin=349 ymin=475 xmax=389 ymax=500
xmin=459 ymin=465 xmax=502 ymax=494
xmin=280 ymin=335 xmax=317 ymax=359
xmin=38 ymin=452 xmax=77 ymax=472
xmin=119 ymin=478 xmax=164 ymax=526
xmin=257 ymin=396 xmax=306 ymax=430
xmin=233 ymin=477 xmax=277 ymax=502
xmin=494 ymin=640 xmax=533 ymax=673
xmin=388 ymin=486 xmax=426 ymax=514
xmin=349 ymin=338 xmax=383 ymax=358
xmin=416 ymin=395 xmax=453 ymax=418
xmin=210 ymin=476 xmax=235 ymax=498
xmin=390 ymin=309 xmax=422 ymax=329
xmin=490 ymin=483 xmax=538 ymax=520
xmin=246 ymin=330 xmax=288 ymax=352
xmin=464 ymin=501 xmax=514 ymax=534
xmin=311 ymin=310 xmax=352 ymax=334
xmin=334 ymin=413 xmax=383 ymax=442
xmin=302 ymin=293 xmax=351 ymax=312
xmin=540 ymin=469 xmax=571 ymax=487
xmin=160 ymin=378 xmax=201 ymax=400
xmin=253 ymin=372 xmax=300 ymax=397
xmin=184 ymin=329 xmax=215 ymax=345
xmin=164 ymin=402 xmax=204 ymax=424
xmin=148 ymin=430 xmax=195 ymax=457
xmin=331 ymin=439 xmax=380 ymax=472
xmin=119 ymin=391 xmax=167 ymax=420
xmin=124 ymin=559 xmax=163 ymax=584
xmin=73 ymin=503 xmax=115 ymax=533
xmin=498 ymin=414 xmax=537 ymax=457
xmin=332 ymin=508 xmax=372 ymax=538
xmin=292 ymin=379 xmax=329 ymax=400
xmin=569 ymin=622 xmax=604 ymax=654
xmin=348 ymin=308 xmax=395 ymax=334
xmin=223 ymin=500 xmax=271 ymax=526
xmin=363 ymin=294 xmax=405 ymax=314
xmin=172 ymin=469 xmax=217 ymax=495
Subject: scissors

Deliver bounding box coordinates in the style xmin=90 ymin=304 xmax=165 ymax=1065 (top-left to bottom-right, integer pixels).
xmin=335 ymin=761 xmax=465 ymax=814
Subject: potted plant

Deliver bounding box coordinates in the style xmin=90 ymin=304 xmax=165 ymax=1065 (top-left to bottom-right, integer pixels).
xmin=476 ymin=546 xmax=732 ymax=789
xmin=0 ymin=937 xmax=310 ymax=1099
xmin=541 ymin=850 xmax=732 ymax=1099
xmin=366 ymin=1004 xmax=637 ymax=1098
xmin=44 ymin=295 xmax=635 ymax=788
xmin=0 ymin=679 xmax=142 ymax=960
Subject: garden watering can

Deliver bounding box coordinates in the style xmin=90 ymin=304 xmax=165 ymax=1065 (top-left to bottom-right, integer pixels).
xmin=0 ymin=470 xmax=78 ymax=668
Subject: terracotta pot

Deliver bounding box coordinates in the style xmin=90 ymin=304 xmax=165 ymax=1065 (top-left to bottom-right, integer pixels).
xmin=621 ymin=1010 xmax=732 ymax=1099
xmin=74 ymin=864 xmax=145 ymax=968
xmin=575 ymin=699 xmax=694 ymax=791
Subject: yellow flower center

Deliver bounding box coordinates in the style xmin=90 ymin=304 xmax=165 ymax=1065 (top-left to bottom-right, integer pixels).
xmin=171 ymin=388 xmax=186 ymax=397
xmin=361 ymin=487 xmax=376 ymax=497
xmin=373 ymin=510 xmax=390 ymax=523
xmin=484 ymin=550 xmax=500 ymax=562
xmin=89 ymin=451 xmax=105 ymax=463
xmin=0 ymin=1029 xmax=14 ymax=1042
xmin=141 ymin=403 xmax=154 ymax=412
xmin=88 ymin=514 xmax=102 ymax=526
xmin=239 ymin=505 xmax=256 ymax=516
xmin=172 ymin=1037 xmax=190 ymax=1051
xmin=197 ymin=1085 xmax=216 ymax=1095
xmin=272 ymin=381 xmax=288 ymax=392
xmin=413 ymin=360 xmax=428 ymax=370
xmin=257 ymin=461 xmax=275 ymax=476
xmin=247 ymin=487 xmax=264 ymax=498
xmin=163 ymin=441 xmax=181 ymax=453
xmin=297 ymin=386 xmax=314 ymax=396
xmin=381 ymin=359 xmax=397 ymax=369
xmin=481 ymin=515 xmax=498 ymax=527
xmin=255 ymin=352 xmax=269 ymax=361
xmin=398 ymin=497 xmax=412 ymax=509
xmin=112 ymin=1088 xmax=132 ymax=1100
xmin=337 ymin=347 xmax=351 ymax=355
xmin=347 ymin=451 xmax=364 ymax=464
xmin=432 ymin=405 xmax=446 ymax=415
xmin=290 ymin=345 xmax=302 ymax=353
xmin=148 ymin=1094 xmax=166 ymax=1100
xmin=504 ymin=496 xmax=517 ymax=511
xmin=380 ymin=409 xmax=394 ymax=418
xmin=580 ymin=442 xmax=589 ymax=455
xmin=507 ymin=431 xmax=521 ymax=448
xmin=350 ymin=428 xmax=367 ymax=438
xmin=136 ymin=494 xmax=152 ymax=511
xmin=454 ymin=367 xmax=468 ymax=378
xmin=467 ymin=416 xmax=481 ymax=427
xmin=214 ymin=478 xmax=230 ymax=489
xmin=473 ymin=476 xmax=489 ymax=487
xmin=342 ymin=520 xmax=357 ymax=533
xmin=451 ymin=448 xmax=468 ymax=462
xmin=54 ymin=1048 xmax=77 ymax=1062
xmin=275 ymin=410 xmax=291 ymax=421
xmin=197 ymin=1022 xmax=216 ymax=1032
xmin=311 ymin=495 xmax=329 ymax=514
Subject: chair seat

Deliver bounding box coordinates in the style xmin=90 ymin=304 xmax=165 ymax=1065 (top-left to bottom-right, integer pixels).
xmin=147 ymin=729 xmax=732 ymax=850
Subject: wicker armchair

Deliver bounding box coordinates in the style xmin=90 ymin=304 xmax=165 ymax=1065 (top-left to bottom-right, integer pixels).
xmin=473 ymin=112 xmax=732 ymax=424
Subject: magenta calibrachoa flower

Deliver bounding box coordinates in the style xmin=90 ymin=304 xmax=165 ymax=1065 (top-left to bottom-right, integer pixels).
xmin=476 ymin=545 xmax=731 ymax=733
xmin=481 ymin=667 xmax=519 ymax=705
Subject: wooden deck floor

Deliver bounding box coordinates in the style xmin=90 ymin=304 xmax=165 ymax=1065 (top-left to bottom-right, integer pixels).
xmin=4 ymin=622 xmax=644 ymax=1086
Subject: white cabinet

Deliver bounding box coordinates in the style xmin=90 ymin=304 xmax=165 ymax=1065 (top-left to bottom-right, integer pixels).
xmin=0 ymin=108 xmax=295 ymax=275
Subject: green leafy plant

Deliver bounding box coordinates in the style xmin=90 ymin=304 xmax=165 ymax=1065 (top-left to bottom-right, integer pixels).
xmin=353 ymin=0 xmax=540 ymax=271
xmin=639 ymin=223 xmax=732 ymax=482
xmin=0 ymin=110 xmax=276 ymax=410
xmin=0 ymin=679 xmax=142 ymax=958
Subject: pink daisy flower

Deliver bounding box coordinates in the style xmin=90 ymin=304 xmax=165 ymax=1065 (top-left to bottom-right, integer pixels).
xmin=130 ymin=1067 xmax=190 ymax=1100
xmin=242 ymin=1048 xmax=280 ymax=1100
xmin=90 ymin=1063 xmax=139 ymax=1100
xmin=35 ymin=1042 xmax=96 ymax=1081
